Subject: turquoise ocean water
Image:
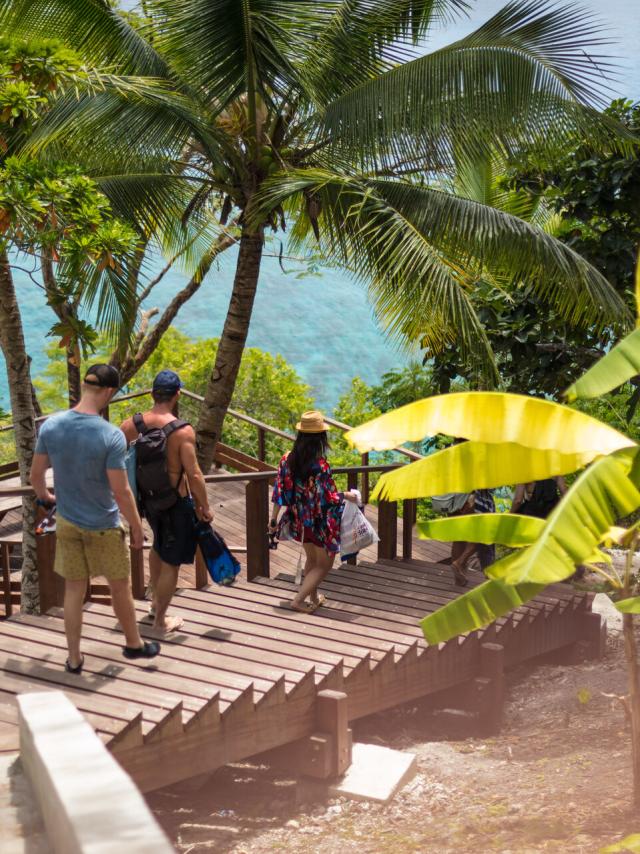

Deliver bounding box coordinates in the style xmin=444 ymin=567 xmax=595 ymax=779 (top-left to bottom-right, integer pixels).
xmin=1 ymin=0 xmax=638 ymax=411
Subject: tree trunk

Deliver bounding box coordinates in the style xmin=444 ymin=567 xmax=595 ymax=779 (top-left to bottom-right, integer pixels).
xmin=66 ymin=338 xmax=81 ymax=407
xmin=196 ymin=226 xmax=264 ymax=471
xmin=113 ymin=230 xmax=237 ymax=387
xmin=0 ymin=250 xmax=39 ymax=613
xmin=41 ymin=253 xmax=82 ymax=407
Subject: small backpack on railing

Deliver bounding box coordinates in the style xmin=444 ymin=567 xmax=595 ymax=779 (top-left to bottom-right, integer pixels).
xmin=132 ymin=413 xmax=189 ymax=517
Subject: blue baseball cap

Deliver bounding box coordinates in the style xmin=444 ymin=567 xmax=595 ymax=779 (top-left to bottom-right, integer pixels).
xmin=152 ymin=370 xmax=183 ymax=393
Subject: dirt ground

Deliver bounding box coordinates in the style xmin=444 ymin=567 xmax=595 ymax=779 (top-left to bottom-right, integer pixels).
xmin=148 ymin=607 xmax=638 ymax=854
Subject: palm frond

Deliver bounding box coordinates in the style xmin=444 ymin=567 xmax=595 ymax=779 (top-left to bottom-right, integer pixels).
xmin=323 ymin=0 xmax=624 ymax=169
xmin=256 ymin=170 xmax=629 ymax=367
xmin=305 ymin=0 xmax=469 ymax=104
xmin=21 ymin=76 xmax=215 ymax=171
xmin=0 ymin=0 xmax=167 ymax=75
xmin=145 ymin=0 xmax=338 ymax=108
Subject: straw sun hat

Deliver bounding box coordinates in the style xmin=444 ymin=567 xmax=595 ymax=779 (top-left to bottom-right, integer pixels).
xmin=295 ymin=410 xmax=330 ymax=433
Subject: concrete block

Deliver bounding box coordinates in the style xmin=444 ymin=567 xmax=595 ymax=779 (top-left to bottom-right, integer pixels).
xmin=17 ymin=691 xmax=174 ymax=854
xmin=327 ymin=742 xmax=417 ymax=804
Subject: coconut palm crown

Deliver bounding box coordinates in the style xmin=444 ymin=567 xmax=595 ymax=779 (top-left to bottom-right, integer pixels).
xmin=1 ymin=0 xmax=631 ymax=469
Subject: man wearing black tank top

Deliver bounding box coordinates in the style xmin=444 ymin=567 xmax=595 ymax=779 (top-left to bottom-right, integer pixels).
xmin=121 ymin=370 xmax=213 ymax=635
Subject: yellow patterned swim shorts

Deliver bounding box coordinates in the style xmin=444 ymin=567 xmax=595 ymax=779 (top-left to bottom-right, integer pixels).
xmin=54 ymin=515 xmax=131 ymax=582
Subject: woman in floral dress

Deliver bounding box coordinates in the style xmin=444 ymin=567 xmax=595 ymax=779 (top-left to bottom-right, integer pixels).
xmin=270 ymin=410 xmax=358 ymax=614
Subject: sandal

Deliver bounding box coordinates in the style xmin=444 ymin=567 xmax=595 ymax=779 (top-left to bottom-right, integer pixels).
xmin=122 ymin=641 xmax=161 ymax=660
xmin=309 ymin=594 xmax=326 ymax=612
xmin=65 ymin=655 xmax=84 ymax=675
xmin=288 ymin=600 xmax=316 ymax=614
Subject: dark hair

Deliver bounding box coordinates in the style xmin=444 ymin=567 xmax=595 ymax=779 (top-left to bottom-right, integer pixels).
xmin=288 ymin=431 xmax=330 ymax=482
xmin=151 ymin=388 xmax=177 ymax=404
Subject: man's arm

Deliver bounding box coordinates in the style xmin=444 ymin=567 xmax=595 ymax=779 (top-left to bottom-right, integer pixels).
xmin=107 ymin=468 xmax=144 ymax=549
xmin=30 ymin=453 xmax=55 ymax=506
xmin=510 ymin=483 xmax=525 ymax=512
xmin=120 ymin=416 xmax=136 ymax=446
xmin=179 ymin=428 xmax=213 ymax=522
xmin=555 ymin=476 xmax=568 ymax=496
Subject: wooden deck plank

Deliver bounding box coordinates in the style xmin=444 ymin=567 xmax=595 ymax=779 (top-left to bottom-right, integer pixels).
xmin=176 ymin=581 xmax=417 ymax=648
xmin=253 ymin=577 xmax=426 ymax=639
xmin=0 ymin=670 xmax=141 ymax=740
xmin=72 ymin=605 xmax=319 ymax=691
xmin=172 ymin=587 xmax=397 ymax=657
xmin=0 ymin=651 xmax=170 ymax=737
xmin=0 ymin=620 xmax=207 ymax=718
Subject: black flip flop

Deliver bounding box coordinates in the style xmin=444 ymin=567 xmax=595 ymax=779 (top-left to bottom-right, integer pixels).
xmin=65 ymin=655 xmax=84 ymax=674
xmin=122 ymin=641 xmax=161 ymax=660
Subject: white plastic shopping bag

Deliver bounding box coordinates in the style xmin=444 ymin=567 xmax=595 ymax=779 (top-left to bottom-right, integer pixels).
xmin=339 ymin=499 xmax=379 ymax=561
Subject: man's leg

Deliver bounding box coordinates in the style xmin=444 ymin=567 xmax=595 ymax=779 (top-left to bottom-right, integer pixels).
xmin=108 ymin=577 xmax=144 ymax=649
xmin=148 ymin=547 xmax=162 ymax=615
xmin=151 ymin=552 xmax=183 ymax=633
xmin=63 ymin=578 xmax=88 ymax=669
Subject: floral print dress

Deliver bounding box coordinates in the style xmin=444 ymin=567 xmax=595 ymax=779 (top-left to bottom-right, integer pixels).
xmin=272 ymin=454 xmax=342 ymax=554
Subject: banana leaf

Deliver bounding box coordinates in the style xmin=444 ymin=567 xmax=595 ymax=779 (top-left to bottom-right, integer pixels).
xmin=420 ymin=579 xmax=545 ymax=644
xmin=486 ymin=451 xmax=640 ymax=586
xmin=418 ymin=512 xmax=545 ymax=546
xmin=613 ymin=597 xmax=640 ymax=614
xmin=371 ymin=440 xmax=594 ymax=501
xmin=602 ymin=833 xmax=640 ymax=853
xmin=345 ymin=392 xmax=633 ymax=457
xmin=564 ymin=328 xmax=640 ymax=402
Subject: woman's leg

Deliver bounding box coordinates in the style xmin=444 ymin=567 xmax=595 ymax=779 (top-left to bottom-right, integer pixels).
xmin=292 ymin=543 xmax=334 ymax=609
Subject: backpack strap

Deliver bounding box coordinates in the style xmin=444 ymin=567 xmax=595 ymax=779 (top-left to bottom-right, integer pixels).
xmin=162 ymin=419 xmax=189 ymax=439
xmin=133 ymin=412 xmax=147 ymax=434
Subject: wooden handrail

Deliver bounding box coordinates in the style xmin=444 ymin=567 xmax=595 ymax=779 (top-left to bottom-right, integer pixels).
xmin=1 ymin=388 xmax=423 ymax=462
xmin=0 ymin=462 xmax=404 ymax=496
xmin=323 ymin=415 xmax=423 ymax=461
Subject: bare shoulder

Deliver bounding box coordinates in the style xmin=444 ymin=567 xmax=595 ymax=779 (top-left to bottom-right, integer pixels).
xmin=176 ymin=423 xmax=196 ymax=445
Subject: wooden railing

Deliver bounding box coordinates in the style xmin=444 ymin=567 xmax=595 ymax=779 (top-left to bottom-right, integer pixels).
xmin=0 ymin=388 xmax=423 ymax=612
xmin=0 ymin=459 xmax=417 ymax=613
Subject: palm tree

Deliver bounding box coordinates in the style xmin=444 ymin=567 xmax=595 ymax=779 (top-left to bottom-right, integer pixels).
xmin=1 ymin=0 xmax=630 ymax=472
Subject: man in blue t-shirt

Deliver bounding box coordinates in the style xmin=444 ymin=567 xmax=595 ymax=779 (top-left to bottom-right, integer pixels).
xmin=30 ymin=364 xmax=161 ymax=673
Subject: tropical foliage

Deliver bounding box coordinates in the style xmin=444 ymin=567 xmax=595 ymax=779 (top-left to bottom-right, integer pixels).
xmin=430 ymin=98 xmax=640 ymax=398
xmin=0 ymin=0 xmax=630 ymax=472
xmin=345 ymin=259 xmax=640 ymax=805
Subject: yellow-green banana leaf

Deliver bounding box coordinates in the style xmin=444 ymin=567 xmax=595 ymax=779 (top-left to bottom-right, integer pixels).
xmin=371 ymin=440 xmax=595 ymax=501
xmin=602 ymin=833 xmax=640 ymax=853
xmin=486 ymin=451 xmax=640 ymax=585
xmin=418 ymin=512 xmax=544 ymax=546
xmin=613 ymin=597 xmax=640 ymax=614
xmin=345 ymin=392 xmax=634 ymax=457
xmin=564 ymin=328 xmax=640 ymax=402
xmin=420 ymin=579 xmax=545 ymax=644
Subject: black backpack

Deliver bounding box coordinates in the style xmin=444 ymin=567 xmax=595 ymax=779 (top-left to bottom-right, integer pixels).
xmin=132 ymin=413 xmax=189 ymax=517
xmin=519 ymin=478 xmax=560 ymax=519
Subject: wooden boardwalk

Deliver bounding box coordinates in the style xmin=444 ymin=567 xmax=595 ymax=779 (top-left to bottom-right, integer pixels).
xmin=0 ymin=481 xmax=601 ymax=792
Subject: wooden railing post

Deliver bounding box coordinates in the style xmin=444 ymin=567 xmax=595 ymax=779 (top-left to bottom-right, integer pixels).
xmin=360 ymin=452 xmax=369 ymax=505
xmin=346 ymin=471 xmax=358 ymax=565
xmin=245 ymin=479 xmax=270 ymax=581
xmin=257 ymin=426 xmax=266 ymax=462
xmin=36 ymin=528 xmax=63 ymax=614
xmin=377 ymin=499 xmax=397 ymax=561
xmin=129 ymin=545 xmax=145 ymax=600
xmin=402 ymin=499 xmax=416 ymax=561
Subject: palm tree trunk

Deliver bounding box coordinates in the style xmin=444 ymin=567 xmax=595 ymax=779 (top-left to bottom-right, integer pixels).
xmin=196 ymin=226 xmax=264 ymax=471
xmin=0 ymin=249 xmax=39 ymax=613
